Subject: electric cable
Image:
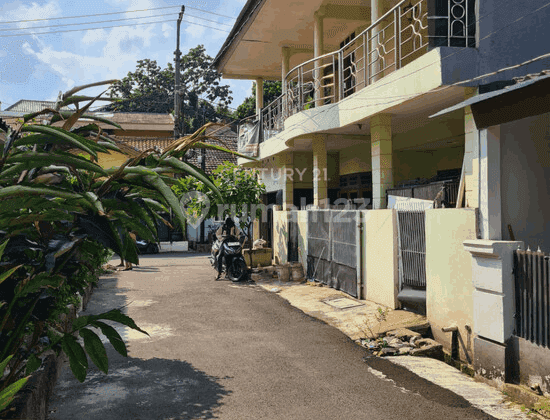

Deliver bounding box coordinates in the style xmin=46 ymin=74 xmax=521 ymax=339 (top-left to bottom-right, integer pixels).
xmin=0 ymin=5 xmax=236 ymax=25
xmin=0 ymin=12 xmax=177 ymax=32
xmin=0 ymin=18 xmax=230 ymax=37
xmin=0 ymin=5 xmax=181 ymax=25
xmin=0 ymin=11 xmax=233 ymax=33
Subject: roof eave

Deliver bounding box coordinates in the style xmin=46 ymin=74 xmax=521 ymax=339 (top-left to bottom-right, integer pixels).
xmin=212 ymin=0 xmax=265 ymax=73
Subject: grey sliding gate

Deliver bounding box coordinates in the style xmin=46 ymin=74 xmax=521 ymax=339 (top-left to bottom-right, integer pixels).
xmin=307 ymin=210 xmax=359 ymax=297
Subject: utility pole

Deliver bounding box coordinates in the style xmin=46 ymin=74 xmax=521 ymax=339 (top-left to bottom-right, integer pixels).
xmin=174 ymin=5 xmax=185 ymax=138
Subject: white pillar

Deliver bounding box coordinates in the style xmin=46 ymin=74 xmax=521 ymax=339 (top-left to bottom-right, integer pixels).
xmin=314 ymin=7 xmax=325 ymax=107
xmin=283 ymin=152 xmax=294 ymax=211
xmin=479 ymin=126 xmax=502 ymax=240
xmin=255 ymin=78 xmax=264 ymax=117
xmin=464 ymin=87 xmax=479 ymax=208
xmin=312 ymin=134 xmax=328 ymax=208
xmin=464 ymin=239 xmax=524 ymax=386
xmin=282 ymin=47 xmax=291 ymax=117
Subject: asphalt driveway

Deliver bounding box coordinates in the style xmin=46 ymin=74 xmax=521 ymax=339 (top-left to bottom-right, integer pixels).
xmin=47 ymin=253 xmax=501 ymax=420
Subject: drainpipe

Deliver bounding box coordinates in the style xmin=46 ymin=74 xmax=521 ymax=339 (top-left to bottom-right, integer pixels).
xmin=442 ymin=325 xmax=459 ymax=360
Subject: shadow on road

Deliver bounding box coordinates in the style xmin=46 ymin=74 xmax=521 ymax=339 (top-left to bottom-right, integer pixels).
xmin=48 ymin=354 xmax=231 ymax=420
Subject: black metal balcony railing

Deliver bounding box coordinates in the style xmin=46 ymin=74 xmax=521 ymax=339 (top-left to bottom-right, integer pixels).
xmin=239 ymin=0 xmax=476 ymax=153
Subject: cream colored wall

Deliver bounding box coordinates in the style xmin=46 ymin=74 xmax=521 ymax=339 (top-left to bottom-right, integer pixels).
xmin=296 ymin=211 xmax=309 ymax=271
xmin=393 ymin=146 xmax=464 ymax=183
xmin=339 ymin=143 xmax=372 ymax=175
xmin=362 ymin=209 xmax=399 ymax=308
xmin=273 ymin=209 xmax=289 ymax=265
xmin=97 ymin=151 xmax=129 ymax=169
xmin=425 ymin=208 xmax=477 ymax=363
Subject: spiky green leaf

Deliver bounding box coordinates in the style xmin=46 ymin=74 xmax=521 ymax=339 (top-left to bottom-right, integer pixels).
xmin=20 ymin=125 xmax=103 ymax=157
xmin=7 ymin=152 xmax=108 ymax=176
xmin=0 ymin=377 xmax=29 ymax=411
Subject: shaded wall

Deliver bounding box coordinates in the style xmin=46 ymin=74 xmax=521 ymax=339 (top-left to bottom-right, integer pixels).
xmin=500 ymin=112 xmax=550 ymax=252
xmin=393 ymin=146 xmax=464 ymax=184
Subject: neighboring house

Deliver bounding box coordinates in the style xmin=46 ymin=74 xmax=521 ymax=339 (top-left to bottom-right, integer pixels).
xmin=214 ymin=0 xmax=550 ymax=387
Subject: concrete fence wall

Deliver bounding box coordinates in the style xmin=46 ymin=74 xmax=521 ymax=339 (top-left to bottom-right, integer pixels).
xmin=425 ymin=208 xmax=477 ymax=363
xmin=362 ymin=210 xmax=399 ymax=309
xmin=273 ymin=209 xmax=288 ymax=265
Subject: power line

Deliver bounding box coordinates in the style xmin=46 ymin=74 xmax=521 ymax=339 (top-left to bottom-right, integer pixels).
xmin=0 ymin=18 xmax=230 ymax=38
xmin=0 ymin=5 xmax=180 ymax=25
xmin=0 ymin=5 xmax=237 ymax=25
xmin=185 ymin=6 xmax=237 ymax=20
xmin=0 ymin=12 xmax=176 ymax=32
xmin=0 ymin=11 xmax=233 ymax=34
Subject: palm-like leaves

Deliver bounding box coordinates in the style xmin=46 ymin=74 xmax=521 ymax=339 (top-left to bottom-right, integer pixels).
xmin=0 ymin=80 xmax=242 ymax=411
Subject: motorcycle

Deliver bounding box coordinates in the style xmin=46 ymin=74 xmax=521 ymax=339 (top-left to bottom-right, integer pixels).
xmin=209 ymin=233 xmax=248 ymax=282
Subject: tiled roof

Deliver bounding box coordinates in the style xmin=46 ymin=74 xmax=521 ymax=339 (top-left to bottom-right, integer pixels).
xmin=185 ymin=135 xmax=238 ymax=174
xmin=5 ymin=100 xmax=71 ymax=113
xmin=114 ymin=136 xmax=174 ymax=152
xmin=112 ymin=134 xmax=238 ymax=174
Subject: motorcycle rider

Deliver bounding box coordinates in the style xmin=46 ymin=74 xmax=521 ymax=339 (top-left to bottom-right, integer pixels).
xmin=214 ymin=217 xmax=240 ymax=280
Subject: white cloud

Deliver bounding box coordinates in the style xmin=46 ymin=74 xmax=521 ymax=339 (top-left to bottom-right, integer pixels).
xmin=161 ymin=23 xmax=172 ymax=38
xmin=2 ymin=0 xmax=61 ymax=30
xmin=81 ymin=29 xmax=108 ymax=45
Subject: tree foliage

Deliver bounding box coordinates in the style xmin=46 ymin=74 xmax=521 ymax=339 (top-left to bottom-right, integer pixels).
xmin=173 ymin=162 xmax=266 ymax=250
xmin=235 ymin=80 xmax=282 ymax=120
xmin=105 ymin=45 xmax=233 ymax=133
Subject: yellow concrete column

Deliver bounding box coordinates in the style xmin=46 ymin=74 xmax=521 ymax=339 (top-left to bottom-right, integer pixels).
xmin=314 ymin=7 xmax=325 ymax=107
xmin=371 ymin=113 xmax=393 ymax=209
xmin=312 ymin=134 xmax=328 ymax=208
xmin=463 ymin=87 xmax=478 ymax=208
xmin=283 ymin=152 xmax=294 ymax=211
xmin=370 ymin=0 xmax=390 ymax=83
xmin=256 ymin=78 xmax=264 ymax=117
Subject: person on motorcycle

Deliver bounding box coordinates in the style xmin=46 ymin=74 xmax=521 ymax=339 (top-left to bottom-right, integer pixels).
xmin=214 ymin=217 xmax=240 ymax=279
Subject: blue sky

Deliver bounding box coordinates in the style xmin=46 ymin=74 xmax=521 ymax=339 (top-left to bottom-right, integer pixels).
xmin=0 ymin=0 xmax=252 ymax=112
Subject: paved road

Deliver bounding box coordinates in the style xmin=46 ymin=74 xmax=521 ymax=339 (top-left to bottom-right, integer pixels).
xmin=48 ymin=254 xmax=498 ymax=420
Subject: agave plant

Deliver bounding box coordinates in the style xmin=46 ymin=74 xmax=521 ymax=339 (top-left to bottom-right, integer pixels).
xmin=0 ymin=80 xmax=240 ymax=415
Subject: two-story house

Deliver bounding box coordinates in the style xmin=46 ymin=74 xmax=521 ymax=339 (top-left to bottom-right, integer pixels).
xmin=214 ymin=0 xmax=550 ymax=390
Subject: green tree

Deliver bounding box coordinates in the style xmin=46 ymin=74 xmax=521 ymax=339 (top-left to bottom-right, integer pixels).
xmin=173 ymin=162 xmax=266 ymax=262
xmin=105 ymin=45 xmax=233 ymax=133
xmin=235 ymin=80 xmax=282 ymax=120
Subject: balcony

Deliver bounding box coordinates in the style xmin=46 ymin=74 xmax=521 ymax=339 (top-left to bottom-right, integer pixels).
xmin=239 ymin=0 xmax=476 ymax=156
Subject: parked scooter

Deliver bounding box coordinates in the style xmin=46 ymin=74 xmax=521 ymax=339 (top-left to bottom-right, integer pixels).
xmin=209 ymin=221 xmax=248 ymax=281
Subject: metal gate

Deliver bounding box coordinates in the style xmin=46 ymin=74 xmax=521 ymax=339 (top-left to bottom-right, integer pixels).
xmin=514 ymin=249 xmax=550 ymax=347
xmin=395 ymin=202 xmax=428 ymax=290
xmin=307 ymin=210 xmax=359 ymax=297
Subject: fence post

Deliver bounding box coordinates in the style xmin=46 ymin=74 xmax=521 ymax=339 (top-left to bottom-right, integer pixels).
xmin=464 ymin=240 xmax=524 ymax=386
